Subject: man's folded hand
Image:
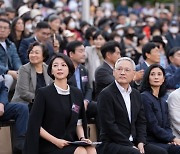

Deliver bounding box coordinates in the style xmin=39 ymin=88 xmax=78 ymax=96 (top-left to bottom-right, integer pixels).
xmin=0 ymin=103 xmax=4 ymax=116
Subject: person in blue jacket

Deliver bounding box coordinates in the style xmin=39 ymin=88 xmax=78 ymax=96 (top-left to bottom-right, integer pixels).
xmin=141 ymin=64 xmax=180 ymax=154
xmin=165 ymin=47 xmax=180 ymax=91
xmin=0 ymin=18 xmax=22 ymax=90
xmin=0 ymin=75 xmax=29 ymax=153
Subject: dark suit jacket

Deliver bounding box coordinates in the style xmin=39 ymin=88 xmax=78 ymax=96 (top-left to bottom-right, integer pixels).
xmin=23 ymin=84 xmax=87 ymax=154
xmin=136 ymin=61 xmax=148 ymax=72
xmin=98 ymin=82 xmax=146 ymax=146
xmin=141 ymin=91 xmax=175 ymax=143
xmin=18 ymin=37 xmax=54 ymax=64
xmin=68 ymin=64 xmax=92 ymax=102
xmin=165 ymin=64 xmax=180 ymax=89
xmin=95 ymin=62 xmax=114 ymax=98
xmin=133 ymin=62 xmax=149 ymax=89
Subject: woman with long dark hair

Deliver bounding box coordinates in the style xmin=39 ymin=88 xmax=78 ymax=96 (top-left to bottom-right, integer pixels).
xmin=140 ymin=64 xmax=180 ymax=154
xmin=8 ymin=17 xmax=25 ymax=51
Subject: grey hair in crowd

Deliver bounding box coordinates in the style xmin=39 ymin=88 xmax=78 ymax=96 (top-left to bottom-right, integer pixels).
xmin=115 ymin=57 xmax=136 ymax=70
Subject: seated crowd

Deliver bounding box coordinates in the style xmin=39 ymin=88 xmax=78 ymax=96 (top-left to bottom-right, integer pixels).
xmin=0 ymin=0 xmax=180 ymax=154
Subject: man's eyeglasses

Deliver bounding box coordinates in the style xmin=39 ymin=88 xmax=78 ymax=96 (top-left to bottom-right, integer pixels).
xmin=0 ymin=26 xmax=9 ymax=30
xmin=115 ymin=67 xmax=133 ymax=73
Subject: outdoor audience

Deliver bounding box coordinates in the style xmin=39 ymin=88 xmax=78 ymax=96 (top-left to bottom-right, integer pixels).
xmin=0 ymin=0 xmax=180 ymax=154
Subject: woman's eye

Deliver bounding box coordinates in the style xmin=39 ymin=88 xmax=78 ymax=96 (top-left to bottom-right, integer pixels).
xmin=53 ymin=64 xmax=58 ymax=67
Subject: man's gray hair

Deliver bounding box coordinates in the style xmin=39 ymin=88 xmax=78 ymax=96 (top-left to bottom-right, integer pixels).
xmin=115 ymin=57 xmax=136 ymax=70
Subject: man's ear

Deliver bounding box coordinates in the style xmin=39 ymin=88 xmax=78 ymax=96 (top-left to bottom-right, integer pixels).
xmin=69 ymin=51 xmax=73 ymax=58
xmin=106 ymin=52 xmax=111 ymax=60
xmin=145 ymin=52 xmax=150 ymax=59
xmin=169 ymin=56 xmax=173 ymax=63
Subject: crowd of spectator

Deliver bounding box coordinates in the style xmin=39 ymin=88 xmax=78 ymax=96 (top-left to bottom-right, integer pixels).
xmin=0 ymin=0 xmax=180 ymax=154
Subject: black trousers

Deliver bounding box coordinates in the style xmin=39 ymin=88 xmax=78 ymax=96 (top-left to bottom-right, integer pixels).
xmin=96 ymin=142 xmax=168 ymax=154
xmin=86 ymin=101 xmax=101 ymax=141
xmin=150 ymin=142 xmax=180 ymax=154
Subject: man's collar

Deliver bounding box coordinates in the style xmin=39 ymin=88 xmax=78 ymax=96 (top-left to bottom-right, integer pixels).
xmin=144 ymin=61 xmax=150 ymax=67
xmin=115 ymin=80 xmax=132 ymax=94
xmin=104 ymin=60 xmax=114 ymax=69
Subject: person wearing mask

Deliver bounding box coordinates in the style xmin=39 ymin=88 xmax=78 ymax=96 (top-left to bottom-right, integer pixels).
xmin=165 ymin=20 xmax=180 ymax=52
xmin=64 ymin=16 xmax=82 ymax=42
xmin=141 ymin=64 xmax=180 ymax=154
xmin=23 ymin=53 xmax=96 ymax=154
xmin=23 ymin=16 xmax=33 ymax=38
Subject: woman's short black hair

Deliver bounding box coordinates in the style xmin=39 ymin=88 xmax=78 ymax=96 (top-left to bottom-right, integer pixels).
xmin=140 ymin=64 xmax=167 ymax=97
xmin=27 ymin=41 xmax=49 ymax=62
xmin=47 ymin=53 xmax=75 ymax=80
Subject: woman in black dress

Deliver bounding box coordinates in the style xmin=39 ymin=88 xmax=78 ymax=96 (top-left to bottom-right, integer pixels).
xmin=23 ymin=53 xmax=97 ymax=154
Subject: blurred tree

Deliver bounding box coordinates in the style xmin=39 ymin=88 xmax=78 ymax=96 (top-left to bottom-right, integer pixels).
xmin=99 ymin=0 xmax=173 ymax=7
